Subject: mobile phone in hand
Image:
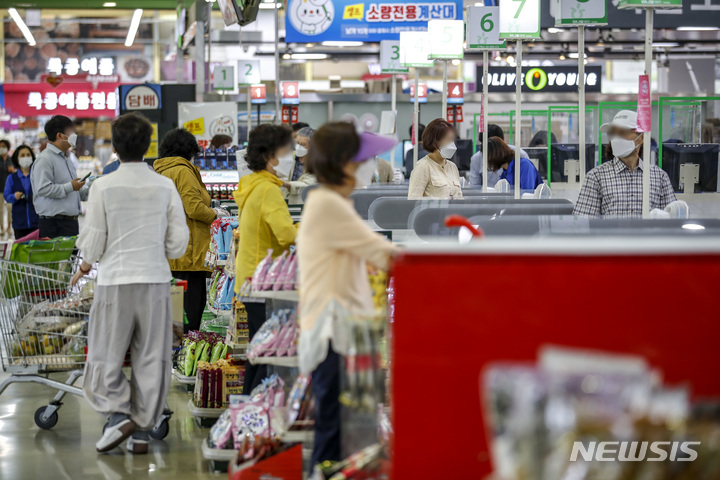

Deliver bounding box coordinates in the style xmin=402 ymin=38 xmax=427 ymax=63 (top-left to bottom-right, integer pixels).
xmin=80 ymin=172 xmax=92 ymax=182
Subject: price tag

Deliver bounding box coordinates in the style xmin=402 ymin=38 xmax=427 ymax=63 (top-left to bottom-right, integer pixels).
xmin=213 ymin=65 xmax=235 ymax=91
xmin=555 ymin=0 xmax=607 ymax=25
xmin=499 ymin=0 xmax=541 ymax=40
xmin=466 ymin=6 xmax=506 ymax=49
xmin=399 ymin=32 xmax=433 ymax=68
xmin=428 ymin=20 xmax=465 ymax=60
xmin=618 ymin=0 xmax=681 ymax=8
xmin=238 ymin=60 xmax=260 ymax=86
xmin=380 ymin=40 xmax=409 ymax=74
xmin=250 ymin=84 xmax=267 ymax=105
xmin=410 ymin=83 xmax=428 ymax=104
xmin=447 ymin=82 xmax=464 ymax=105
xmin=281 ymin=81 xmax=300 ymax=105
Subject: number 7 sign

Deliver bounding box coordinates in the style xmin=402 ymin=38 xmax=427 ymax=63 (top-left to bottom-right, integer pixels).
xmin=499 ymin=0 xmax=541 ymax=39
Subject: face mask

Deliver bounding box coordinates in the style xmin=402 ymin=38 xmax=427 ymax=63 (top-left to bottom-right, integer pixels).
xmin=354 ymin=159 xmax=377 ymax=188
xmin=273 ymin=152 xmax=295 ymax=179
xmin=610 ymin=134 xmax=641 ymax=159
xmin=0 ymin=148 xmax=7 ymax=156
xmin=18 ymin=156 xmax=33 ymax=169
xmin=439 ymin=142 xmax=457 ymax=159
xmin=295 ymin=145 xmax=308 ymax=158
xmin=67 ymin=133 xmax=77 ymax=148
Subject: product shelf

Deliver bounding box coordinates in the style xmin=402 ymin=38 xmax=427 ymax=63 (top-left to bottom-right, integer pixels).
xmin=202 ymin=438 xmax=238 ymax=462
xmin=247 ymin=290 xmax=299 ymax=302
xmin=187 ymin=399 xmax=226 ymax=425
xmin=208 ymin=305 xmax=232 ymax=319
xmin=172 ymin=368 xmax=196 ymax=385
xmin=248 ymin=356 xmax=299 ymax=367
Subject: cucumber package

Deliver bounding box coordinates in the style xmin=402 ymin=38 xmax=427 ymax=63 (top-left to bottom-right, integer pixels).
xmin=180 ymin=330 xmax=227 ymax=377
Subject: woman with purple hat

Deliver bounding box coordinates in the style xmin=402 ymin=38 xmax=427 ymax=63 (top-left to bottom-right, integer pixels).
xmin=297 ymin=122 xmax=400 ymax=473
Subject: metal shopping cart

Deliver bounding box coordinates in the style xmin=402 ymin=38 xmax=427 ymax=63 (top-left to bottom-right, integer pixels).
xmin=0 ymin=254 xmax=172 ymax=438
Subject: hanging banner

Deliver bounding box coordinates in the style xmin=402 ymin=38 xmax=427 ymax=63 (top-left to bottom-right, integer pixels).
xmin=380 ymin=40 xmax=409 ymax=74
xmin=499 ymin=0 xmax=541 ymax=39
xmin=466 ymin=6 xmax=506 ymax=49
xmin=555 ymin=0 xmax=608 ymax=25
xmin=637 ymin=75 xmax=651 ymax=133
xmin=178 ymin=102 xmax=238 ymax=149
xmin=285 ymin=0 xmax=463 ymax=43
xmin=478 ymin=95 xmax=485 ymax=133
xmin=2 ymin=82 xmax=119 ymax=118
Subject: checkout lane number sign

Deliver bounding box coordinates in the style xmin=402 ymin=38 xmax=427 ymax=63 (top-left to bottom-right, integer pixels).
xmin=466 ymin=6 xmax=506 ymax=50
xmin=499 ymin=0 xmax=542 ymax=40
xmin=380 ymin=40 xmax=409 ymax=74
xmin=555 ymin=0 xmax=608 ymax=25
xmin=238 ymin=60 xmax=261 ymax=86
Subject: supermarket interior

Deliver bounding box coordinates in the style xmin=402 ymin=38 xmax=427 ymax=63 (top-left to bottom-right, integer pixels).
xmin=0 ymin=0 xmax=719 ymax=479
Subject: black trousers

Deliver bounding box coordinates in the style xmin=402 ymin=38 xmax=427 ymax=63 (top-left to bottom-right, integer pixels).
xmin=13 ymin=228 xmax=36 ymax=240
xmin=39 ymin=216 xmax=78 ymax=239
xmin=171 ymin=270 xmax=207 ymax=333
xmin=242 ymin=301 xmax=268 ymax=395
xmin=311 ymin=347 xmax=342 ymax=470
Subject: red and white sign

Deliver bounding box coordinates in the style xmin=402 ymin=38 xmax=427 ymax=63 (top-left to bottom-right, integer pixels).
xmin=280 ymin=81 xmax=299 ymax=105
xmin=3 ymin=82 xmax=119 ymax=118
xmin=636 ymin=74 xmax=651 ymax=133
xmin=124 ymin=85 xmax=160 ymax=110
xmin=446 ymin=106 xmax=464 ymax=123
xmin=478 ymin=95 xmax=485 ymax=132
xmin=409 ymin=82 xmax=427 ymax=101
xmin=281 ymin=105 xmax=299 ymax=125
xmin=447 ymin=81 xmax=464 ymax=104
xmin=250 ymin=84 xmax=267 ymax=105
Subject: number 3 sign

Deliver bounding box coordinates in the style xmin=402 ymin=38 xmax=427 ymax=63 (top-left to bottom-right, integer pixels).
xmin=380 ymin=40 xmax=409 ymax=74
xmin=281 ymin=82 xmax=300 ymax=105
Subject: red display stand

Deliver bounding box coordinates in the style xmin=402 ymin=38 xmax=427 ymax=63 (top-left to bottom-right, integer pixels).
xmin=390 ymin=240 xmax=720 ymax=479
xmin=228 ymin=445 xmax=302 ymax=480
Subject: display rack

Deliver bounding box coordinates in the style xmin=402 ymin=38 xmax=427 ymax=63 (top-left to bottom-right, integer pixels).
xmin=248 ymin=356 xmax=299 ymax=368
xmin=247 ymin=290 xmax=299 ymax=302
xmin=207 ymin=305 xmax=232 ymax=318
xmin=187 ymin=399 xmax=226 ymax=427
xmin=172 ymin=368 xmax=196 ymax=392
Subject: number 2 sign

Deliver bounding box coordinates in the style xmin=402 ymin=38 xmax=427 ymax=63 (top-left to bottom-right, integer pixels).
xmin=238 ymin=60 xmax=260 ymax=86
xmin=499 ymin=0 xmax=541 ymax=40
xmin=380 ymin=40 xmax=409 ymax=74
xmin=250 ymin=84 xmax=266 ymax=105
xmin=466 ymin=6 xmax=506 ymax=49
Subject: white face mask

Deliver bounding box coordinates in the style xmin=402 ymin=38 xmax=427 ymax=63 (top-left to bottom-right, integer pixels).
xmin=439 ymin=141 xmax=457 ymax=159
xmin=18 ymin=156 xmax=33 ymax=169
xmin=610 ymin=134 xmax=641 ymax=159
xmin=273 ymin=152 xmax=295 ymax=179
xmin=0 ymin=148 xmax=7 ymax=156
xmin=67 ymin=133 xmax=78 ymax=148
xmin=295 ymin=145 xmax=308 ymax=158
xmin=354 ymin=158 xmax=377 ymax=188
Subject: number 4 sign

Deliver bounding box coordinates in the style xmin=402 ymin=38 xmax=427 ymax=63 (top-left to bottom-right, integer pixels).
xmin=499 ymin=0 xmax=541 ymax=39
xmin=466 ymin=6 xmax=506 ymax=50
xmin=447 ymin=82 xmax=464 ymax=105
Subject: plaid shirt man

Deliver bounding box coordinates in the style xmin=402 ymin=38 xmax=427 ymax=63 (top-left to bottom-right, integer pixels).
xmin=574 ymin=158 xmax=676 ymax=218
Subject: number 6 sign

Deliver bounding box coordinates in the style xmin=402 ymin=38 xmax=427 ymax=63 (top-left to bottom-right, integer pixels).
xmin=499 ymin=0 xmax=541 ymax=39
xmin=466 ymin=6 xmax=506 ymax=49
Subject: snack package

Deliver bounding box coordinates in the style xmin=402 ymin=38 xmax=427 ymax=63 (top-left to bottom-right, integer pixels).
xmin=251 ymin=249 xmax=274 ymax=292
xmin=281 ymin=252 xmax=298 ymax=291
xmin=246 ymin=314 xmax=281 ymax=359
xmin=286 ymin=375 xmax=312 ymax=427
xmin=272 ymin=251 xmax=293 ymax=291
xmin=231 ymin=401 xmax=272 ymax=452
xmin=262 ymin=251 xmax=288 ymax=291
xmin=209 ymin=409 xmax=234 ymax=449
xmin=275 ymin=318 xmax=297 ymax=357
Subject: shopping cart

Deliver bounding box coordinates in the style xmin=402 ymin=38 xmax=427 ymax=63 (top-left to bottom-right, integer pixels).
xmin=0 ymin=256 xmax=172 ymax=439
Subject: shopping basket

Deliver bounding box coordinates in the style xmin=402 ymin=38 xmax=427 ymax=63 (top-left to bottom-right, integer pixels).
xmin=0 ymin=257 xmax=173 ymax=438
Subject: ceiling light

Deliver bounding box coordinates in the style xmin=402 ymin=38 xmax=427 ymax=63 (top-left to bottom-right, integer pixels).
xmin=282 ymin=53 xmax=291 ymax=59
xmin=652 ymin=42 xmax=679 ymax=48
xmin=451 ymin=59 xmax=461 ymax=65
xmin=474 ymin=2 xmax=485 ymax=5
xmin=559 ymin=53 xmax=567 ymax=60
xmin=493 ymin=52 xmax=502 ymax=61
xmin=8 ymin=8 xmax=36 ymax=46
xmin=125 ymin=9 xmax=143 ymax=47
xmin=548 ymin=27 xmax=564 ymax=34
xmin=321 ymin=41 xmax=364 ymax=47
xmin=258 ymin=2 xmax=282 ymax=8
xmin=682 ymin=223 xmax=705 ymax=231
xmin=569 ymin=52 xmax=587 ymax=59
xmin=103 ymin=1 xmax=117 ymax=6
xmin=506 ymin=55 xmax=515 ymax=64
xmin=677 ymin=26 xmax=719 ymax=31
xmin=290 ymin=53 xmax=328 ymax=60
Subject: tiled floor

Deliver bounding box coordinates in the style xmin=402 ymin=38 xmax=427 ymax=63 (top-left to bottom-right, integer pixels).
xmin=0 ymin=370 xmax=224 ymax=480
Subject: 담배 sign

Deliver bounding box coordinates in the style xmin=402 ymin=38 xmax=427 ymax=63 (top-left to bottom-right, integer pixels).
xmin=238 ymin=60 xmax=261 ymax=86
xmin=213 ymin=65 xmax=235 ymax=91
xmin=466 ymin=6 xmax=506 ymax=49
xmin=447 ymin=82 xmax=464 ymax=104
xmin=281 ymin=82 xmax=300 ymax=105
xmin=555 ymin=0 xmax=607 ymax=25
xmin=636 ymin=75 xmax=651 ymax=133
xmin=399 ymin=31 xmax=433 ymax=68
xmin=250 ymin=84 xmax=267 ymax=104
xmin=499 ymin=0 xmax=541 ymax=39
xmin=380 ymin=40 xmax=409 ymax=74
xmin=428 ymin=19 xmax=464 ymax=59
xmin=618 ymin=0 xmax=681 ymax=8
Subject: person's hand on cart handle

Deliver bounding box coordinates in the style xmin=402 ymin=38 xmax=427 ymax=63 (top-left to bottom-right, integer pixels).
xmin=71 ymin=261 xmax=92 ymax=286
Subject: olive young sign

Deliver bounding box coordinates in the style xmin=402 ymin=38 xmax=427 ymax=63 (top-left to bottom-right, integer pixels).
xmin=474 ymin=66 xmax=602 ymax=92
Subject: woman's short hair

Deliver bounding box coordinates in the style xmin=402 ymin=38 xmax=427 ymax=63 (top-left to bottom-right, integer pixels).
xmin=486 ymin=136 xmax=516 ymax=172
xmin=421 ymin=118 xmax=456 ymax=152
xmin=210 ymin=134 xmax=233 ymax=149
xmin=295 ymin=127 xmax=315 ymax=140
xmin=10 ymin=144 xmax=35 ymax=170
xmin=306 ymin=122 xmax=360 ymax=186
xmin=159 ymin=128 xmax=201 ymax=161
xmin=246 ymin=124 xmax=293 ymax=172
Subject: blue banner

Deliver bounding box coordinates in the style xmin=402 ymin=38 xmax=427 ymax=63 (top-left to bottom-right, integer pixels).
xmin=285 ymin=0 xmax=463 ymax=43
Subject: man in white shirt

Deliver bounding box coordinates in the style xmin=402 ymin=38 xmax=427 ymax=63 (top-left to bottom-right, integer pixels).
xmin=73 ymin=113 xmax=189 ymax=454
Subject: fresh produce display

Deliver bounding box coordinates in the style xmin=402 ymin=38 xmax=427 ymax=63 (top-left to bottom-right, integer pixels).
xmin=180 ymin=331 xmax=227 ymax=377
xmin=246 ymin=309 xmax=298 ymax=359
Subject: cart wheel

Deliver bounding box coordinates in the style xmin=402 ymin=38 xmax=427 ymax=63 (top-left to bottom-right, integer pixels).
xmin=34 ymin=406 xmax=59 ymax=430
xmin=149 ymin=419 xmax=170 ymax=440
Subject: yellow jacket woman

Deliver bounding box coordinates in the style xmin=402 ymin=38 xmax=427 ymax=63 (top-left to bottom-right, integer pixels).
xmin=154 ymin=128 xmax=217 ymax=332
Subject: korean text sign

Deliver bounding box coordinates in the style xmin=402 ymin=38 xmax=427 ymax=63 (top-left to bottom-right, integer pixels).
xmin=285 ymin=0 xmax=463 ymax=43
xmin=2 ymin=82 xmax=119 ymax=118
